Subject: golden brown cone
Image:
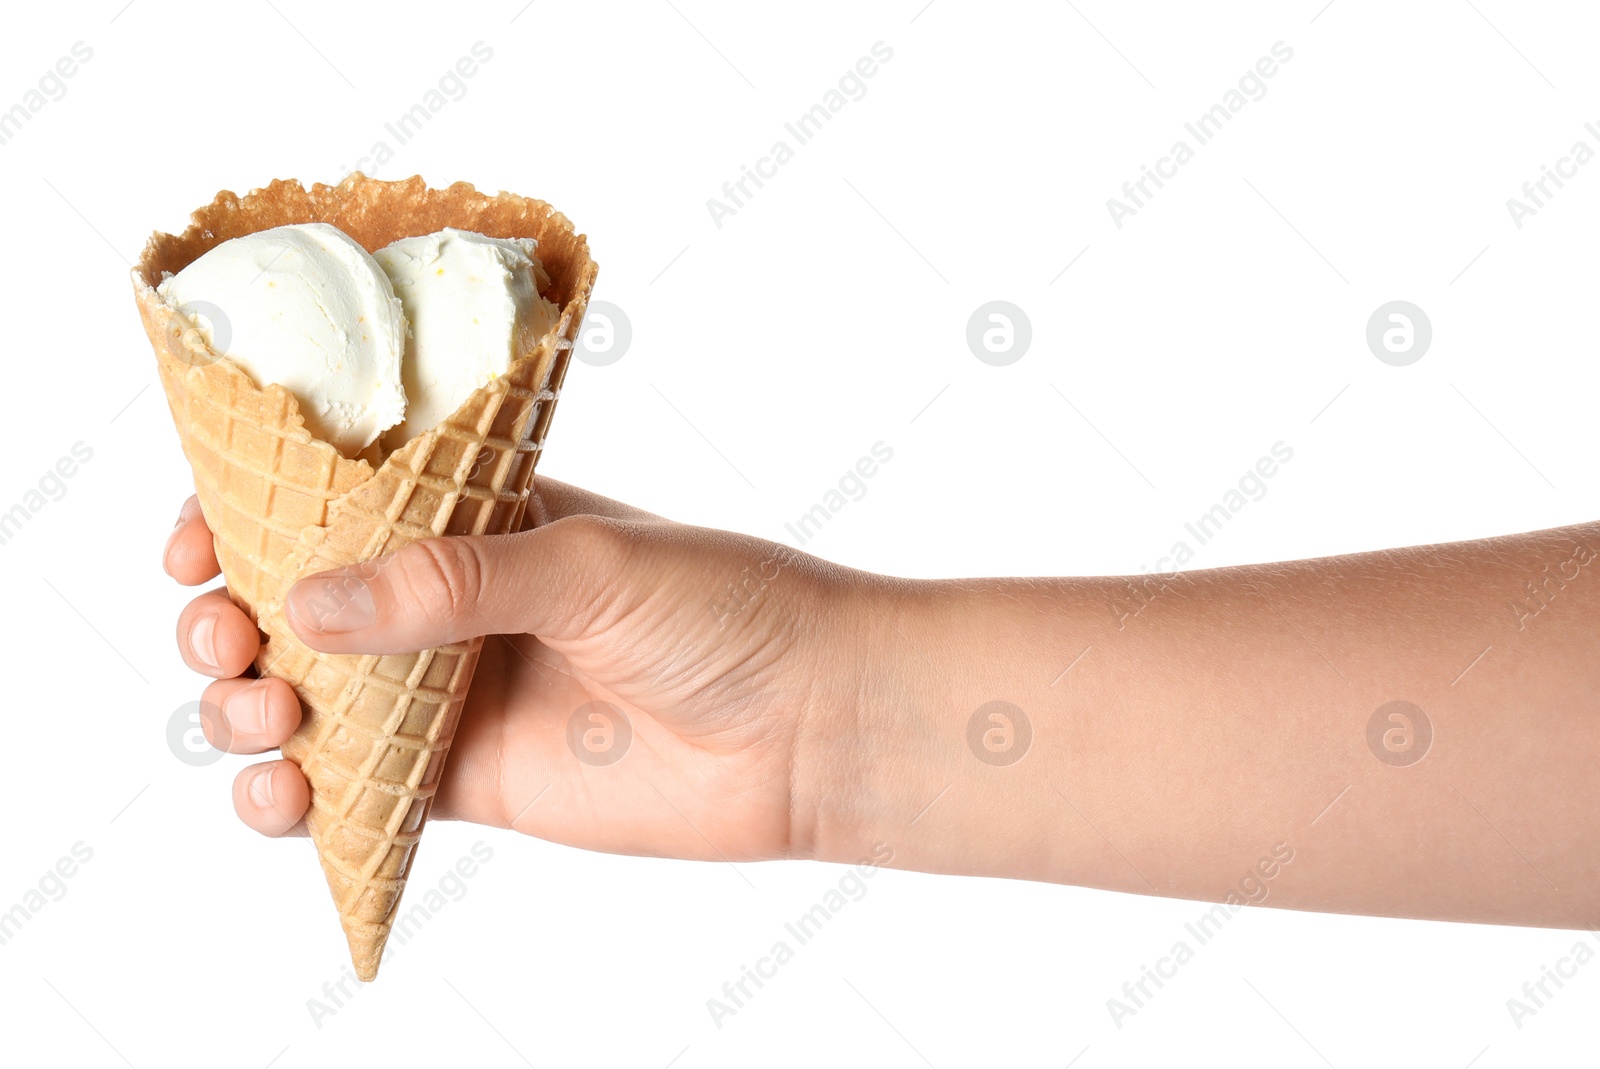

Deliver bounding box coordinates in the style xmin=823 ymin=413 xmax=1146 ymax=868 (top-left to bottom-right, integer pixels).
xmin=132 ymin=174 xmax=598 ymax=979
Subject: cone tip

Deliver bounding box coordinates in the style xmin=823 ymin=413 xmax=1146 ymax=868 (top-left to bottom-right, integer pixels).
xmin=344 ymin=921 xmax=389 ymax=982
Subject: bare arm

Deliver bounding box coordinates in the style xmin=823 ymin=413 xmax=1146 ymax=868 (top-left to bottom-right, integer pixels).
xmin=807 ymin=521 xmax=1600 ymax=929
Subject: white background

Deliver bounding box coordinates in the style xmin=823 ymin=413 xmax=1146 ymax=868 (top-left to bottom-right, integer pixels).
xmin=1 ymin=0 xmax=1596 ymax=1065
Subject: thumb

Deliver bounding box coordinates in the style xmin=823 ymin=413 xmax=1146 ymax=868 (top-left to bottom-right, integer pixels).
xmin=283 ymin=515 xmax=629 ymax=654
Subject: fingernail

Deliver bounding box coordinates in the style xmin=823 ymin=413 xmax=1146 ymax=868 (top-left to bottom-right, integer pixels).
xmin=289 ymin=572 xmax=376 ymax=634
xmin=189 ymin=613 xmax=219 ymax=670
xmin=225 ymin=680 xmax=270 ymax=737
xmin=248 ymin=766 xmax=276 ymax=809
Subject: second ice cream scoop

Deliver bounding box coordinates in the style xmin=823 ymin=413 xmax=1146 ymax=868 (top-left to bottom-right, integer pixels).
xmin=375 ymin=227 xmax=561 ymax=450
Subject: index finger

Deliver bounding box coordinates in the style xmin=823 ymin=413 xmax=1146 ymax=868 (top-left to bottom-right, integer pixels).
xmin=163 ymin=495 xmax=221 ymax=585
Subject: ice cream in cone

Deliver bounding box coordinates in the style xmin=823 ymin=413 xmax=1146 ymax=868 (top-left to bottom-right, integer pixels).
xmin=132 ymin=174 xmax=598 ymax=979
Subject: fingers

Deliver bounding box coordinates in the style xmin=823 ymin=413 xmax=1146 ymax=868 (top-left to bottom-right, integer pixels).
xmin=200 ymin=682 xmax=308 ymax=836
xmin=199 ymin=676 xmax=301 ymax=754
xmin=166 ymin=496 xmax=304 ymax=838
xmin=232 ymin=760 xmax=310 ymax=837
xmin=176 ymin=589 xmax=261 ymax=677
xmin=163 ymin=495 xmax=221 ymax=585
xmin=284 ymin=514 xmax=634 ymax=654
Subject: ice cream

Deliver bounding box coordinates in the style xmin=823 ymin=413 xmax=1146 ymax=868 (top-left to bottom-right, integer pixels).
xmin=157 ymin=221 xmax=560 ymax=458
xmin=157 ymin=222 xmax=408 ymax=458
xmin=134 ymin=173 xmax=600 ymax=981
xmin=374 ymin=228 xmax=560 ymax=449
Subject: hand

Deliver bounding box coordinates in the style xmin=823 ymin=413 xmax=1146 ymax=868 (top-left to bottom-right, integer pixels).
xmin=163 ymin=478 xmax=874 ymax=863
xmin=167 ymin=474 xmax=1600 ymax=928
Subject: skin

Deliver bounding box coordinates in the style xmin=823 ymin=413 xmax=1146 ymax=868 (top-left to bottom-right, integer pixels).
xmin=165 ymin=480 xmax=1600 ymax=929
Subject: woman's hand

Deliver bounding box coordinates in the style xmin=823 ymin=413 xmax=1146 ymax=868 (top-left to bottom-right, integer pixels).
xmin=163 ymin=477 xmax=875 ymax=864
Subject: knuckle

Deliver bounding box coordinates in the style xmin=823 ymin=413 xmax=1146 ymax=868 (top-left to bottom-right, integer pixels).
xmin=554 ymin=514 xmax=639 ymax=587
xmin=552 ymin=513 xmax=633 ymax=561
xmin=199 ymin=713 xmax=224 ymax=749
xmin=401 ymin=537 xmax=485 ymax=621
xmin=198 ymin=683 xmax=232 ymax=748
xmin=543 ymin=514 xmax=639 ymax=634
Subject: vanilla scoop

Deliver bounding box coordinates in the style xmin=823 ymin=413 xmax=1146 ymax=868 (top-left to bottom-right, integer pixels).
xmin=157 ymin=222 xmax=407 ymax=458
xmin=374 ymin=227 xmax=560 ymax=450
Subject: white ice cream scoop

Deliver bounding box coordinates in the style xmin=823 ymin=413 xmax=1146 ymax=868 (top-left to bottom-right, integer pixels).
xmin=157 ymin=222 xmax=408 ymax=458
xmin=374 ymin=227 xmax=560 ymax=449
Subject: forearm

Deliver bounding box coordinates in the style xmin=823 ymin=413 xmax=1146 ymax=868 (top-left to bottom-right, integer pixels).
xmin=817 ymin=522 xmax=1600 ymax=928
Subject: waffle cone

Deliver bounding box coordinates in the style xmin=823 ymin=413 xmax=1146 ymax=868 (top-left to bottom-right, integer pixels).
xmin=132 ymin=174 xmax=598 ymax=979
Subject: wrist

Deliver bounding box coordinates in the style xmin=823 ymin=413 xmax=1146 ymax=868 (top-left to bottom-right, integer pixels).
xmin=796 ymin=573 xmax=963 ymax=870
xmin=784 ymin=567 xmax=918 ymax=865
xmin=803 ymin=574 xmax=1087 ymax=882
